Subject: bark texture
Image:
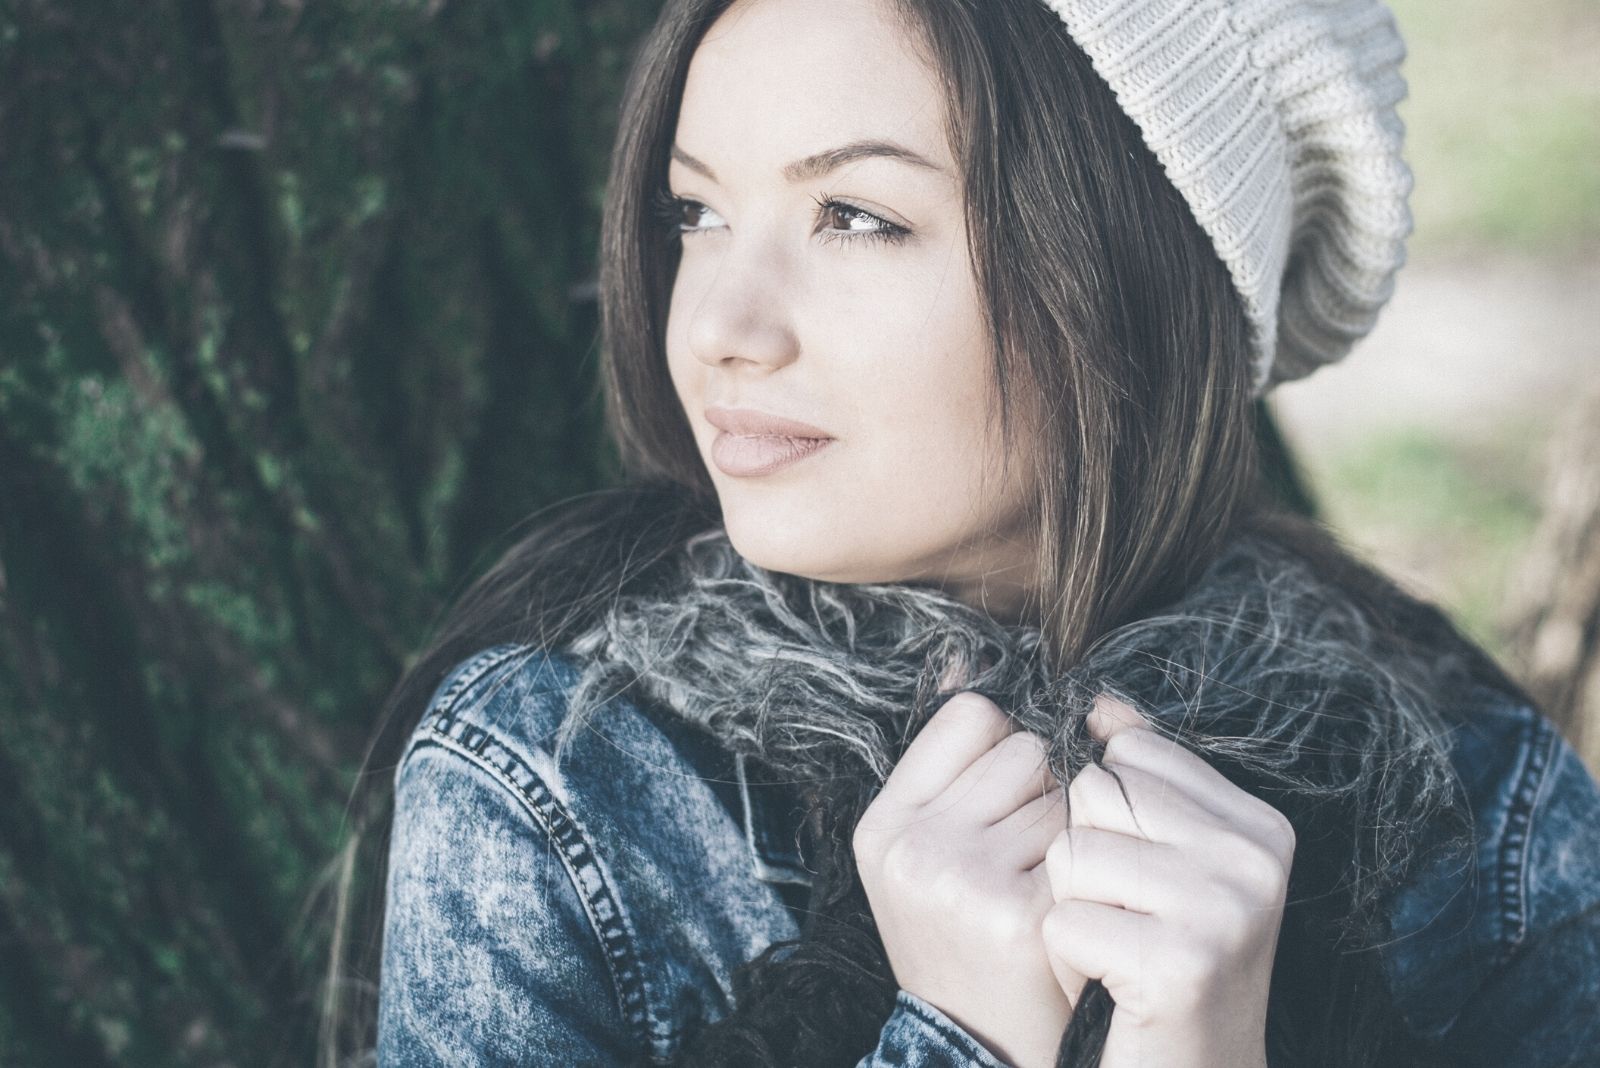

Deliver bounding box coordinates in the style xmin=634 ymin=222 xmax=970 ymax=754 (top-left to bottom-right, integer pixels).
xmin=0 ymin=2 xmax=652 ymax=1063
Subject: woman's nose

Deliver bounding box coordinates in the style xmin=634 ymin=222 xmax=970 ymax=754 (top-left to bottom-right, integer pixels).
xmin=685 ymin=246 xmax=801 ymax=372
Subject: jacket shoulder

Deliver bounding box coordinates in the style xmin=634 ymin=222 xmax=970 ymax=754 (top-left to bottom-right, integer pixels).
xmin=394 ymin=643 xmax=802 ymax=1060
xmin=1380 ymin=680 xmax=1600 ymax=1041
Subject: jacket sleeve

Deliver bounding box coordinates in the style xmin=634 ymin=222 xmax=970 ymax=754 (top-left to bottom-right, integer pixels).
xmin=376 ymin=740 xmax=644 ymax=1067
xmin=1429 ymin=718 xmax=1600 ymax=1067
xmin=1431 ymin=900 xmax=1600 ymax=1067
xmin=380 ymin=734 xmax=1018 ymax=1068
xmin=856 ymin=990 xmax=1015 ymax=1067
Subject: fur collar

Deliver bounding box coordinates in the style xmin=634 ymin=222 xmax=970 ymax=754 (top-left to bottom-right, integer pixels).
xmin=555 ymin=523 xmax=1477 ymax=948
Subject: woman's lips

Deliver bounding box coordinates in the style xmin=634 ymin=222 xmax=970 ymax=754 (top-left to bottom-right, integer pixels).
xmin=711 ymin=431 xmax=834 ymax=478
xmin=703 ymin=405 xmax=836 ymax=477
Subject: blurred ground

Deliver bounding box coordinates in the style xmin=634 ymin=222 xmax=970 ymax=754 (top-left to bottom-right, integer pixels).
xmin=1269 ymin=247 xmax=1598 ymax=662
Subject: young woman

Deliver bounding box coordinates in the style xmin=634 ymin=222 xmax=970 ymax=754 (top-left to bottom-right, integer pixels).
xmin=330 ymin=0 xmax=1600 ymax=1064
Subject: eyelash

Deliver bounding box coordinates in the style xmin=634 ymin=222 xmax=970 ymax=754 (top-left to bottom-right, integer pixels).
xmin=648 ymin=186 xmax=911 ymax=247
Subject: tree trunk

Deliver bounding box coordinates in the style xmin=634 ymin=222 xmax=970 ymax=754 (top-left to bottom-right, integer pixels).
xmin=1503 ymin=383 xmax=1600 ymax=775
xmin=0 ymin=2 xmax=653 ymax=1063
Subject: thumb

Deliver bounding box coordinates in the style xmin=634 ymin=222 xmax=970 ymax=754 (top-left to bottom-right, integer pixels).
xmin=1042 ymin=905 xmax=1091 ymax=1013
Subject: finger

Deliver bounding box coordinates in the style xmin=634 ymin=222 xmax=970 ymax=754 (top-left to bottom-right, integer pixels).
xmin=1085 ymin=694 xmax=1152 ymax=740
xmin=1043 ymin=927 xmax=1090 ymax=1013
xmin=1042 ymin=898 xmax=1160 ymax=994
xmin=879 ymin=692 xmax=1013 ymax=809
xmin=1090 ymin=700 xmax=1247 ymax=823
xmin=1095 ymin=726 xmax=1294 ymax=850
xmin=942 ymin=728 xmax=1056 ymax=825
xmin=992 ymin=786 xmax=1067 ymax=866
xmin=1066 ymin=761 xmax=1233 ymax=843
xmin=1042 ymin=825 xmax=1183 ymax=914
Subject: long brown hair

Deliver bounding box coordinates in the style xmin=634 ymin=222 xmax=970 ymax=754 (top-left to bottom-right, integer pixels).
xmin=316 ymin=0 xmax=1515 ymax=1063
xmin=599 ymin=0 xmax=1260 ymax=670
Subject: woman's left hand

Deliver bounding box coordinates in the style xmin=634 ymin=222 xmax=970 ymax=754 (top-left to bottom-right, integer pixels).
xmin=1041 ymin=695 xmax=1294 ymax=1068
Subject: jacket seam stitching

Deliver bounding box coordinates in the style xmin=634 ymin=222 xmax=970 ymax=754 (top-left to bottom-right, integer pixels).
xmin=1491 ymin=708 xmax=1553 ymax=967
xmin=396 ymin=643 xmax=531 ymax=768
xmin=436 ymin=642 xmax=529 ymax=714
xmin=413 ymin=721 xmax=666 ymax=1058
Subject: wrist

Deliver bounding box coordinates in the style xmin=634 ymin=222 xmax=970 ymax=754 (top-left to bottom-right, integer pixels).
xmin=1102 ymin=1016 xmax=1268 ymax=1068
xmin=899 ymin=989 xmax=1063 ymax=1068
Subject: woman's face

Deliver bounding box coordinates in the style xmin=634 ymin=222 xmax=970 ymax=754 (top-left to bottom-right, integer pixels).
xmin=663 ymin=0 xmax=1038 ymax=623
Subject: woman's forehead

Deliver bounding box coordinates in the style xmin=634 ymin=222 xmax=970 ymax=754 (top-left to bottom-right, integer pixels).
xmin=675 ymin=0 xmax=954 ymax=182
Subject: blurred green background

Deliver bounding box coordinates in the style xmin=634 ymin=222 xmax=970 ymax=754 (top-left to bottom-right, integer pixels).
xmin=0 ymin=0 xmax=1594 ymax=1064
xmin=1397 ymin=0 xmax=1598 ymax=252
xmin=1269 ymin=0 xmax=1599 ymax=668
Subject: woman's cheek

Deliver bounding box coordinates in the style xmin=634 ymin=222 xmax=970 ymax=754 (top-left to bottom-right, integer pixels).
xmin=847 ymin=428 xmax=989 ymax=553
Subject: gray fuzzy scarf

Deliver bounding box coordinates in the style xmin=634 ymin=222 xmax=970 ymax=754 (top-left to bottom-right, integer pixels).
xmin=553 ymin=524 xmax=1477 ymax=948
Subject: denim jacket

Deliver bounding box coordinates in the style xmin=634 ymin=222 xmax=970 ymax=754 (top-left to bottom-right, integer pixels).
xmin=377 ymin=643 xmax=1600 ymax=1066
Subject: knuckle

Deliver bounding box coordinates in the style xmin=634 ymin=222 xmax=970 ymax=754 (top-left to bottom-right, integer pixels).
xmin=1044 ymin=827 xmax=1075 ymax=882
xmin=1066 ymin=764 xmax=1102 ymax=808
xmin=1205 ymin=894 xmax=1264 ymax=951
xmin=1232 ymin=837 xmax=1291 ymax=898
xmin=929 ymin=849 xmax=1001 ymax=915
xmin=1040 ymin=905 xmax=1066 ymax=946
xmin=877 ymin=832 xmax=931 ymax=888
xmin=1101 ymin=730 xmax=1143 ymax=763
xmin=1068 ymin=763 xmax=1126 ymax=819
xmin=939 ymin=690 xmax=1001 ymax=722
xmin=850 ymin=824 xmax=878 ymax=866
xmin=1000 ymin=728 xmax=1049 ymax=753
xmin=993 ymin=729 xmax=1050 ymax=767
xmin=1161 ymin=938 xmax=1215 ymax=993
xmin=1042 ymin=898 xmax=1082 ymax=944
xmin=851 ymin=805 xmax=891 ymax=861
xmin=877 ymin=824 xmax=986 ymax=899
xmin=986 ymin=895 xmax=1043 ymax=948
xmin=1266 ymin=809 xmax=1297 ymax=858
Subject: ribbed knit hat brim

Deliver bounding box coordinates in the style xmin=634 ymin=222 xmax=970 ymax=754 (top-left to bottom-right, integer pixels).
xmin=1042 ymin=0 xmax=1415 ymax=394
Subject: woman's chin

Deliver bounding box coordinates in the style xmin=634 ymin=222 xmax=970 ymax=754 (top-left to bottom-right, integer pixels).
xmin=722 ymin=518 xmax=826 ymax=578
xmin=720 ymin=514 xmax=872 ymax=586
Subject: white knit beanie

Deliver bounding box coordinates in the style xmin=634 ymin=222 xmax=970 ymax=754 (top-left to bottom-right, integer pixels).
xmin=1040 ymin=0 xmax=1414 ymax=395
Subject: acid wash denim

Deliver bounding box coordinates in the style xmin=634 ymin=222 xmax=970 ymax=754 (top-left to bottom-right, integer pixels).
xmin=377 ymin=644 xmax=1600 ymax=1067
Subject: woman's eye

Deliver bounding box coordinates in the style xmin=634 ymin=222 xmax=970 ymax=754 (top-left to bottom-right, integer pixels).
xmin=650 ymin=188 xmax=725 ymax=234
xmin=648 ymin=187 xmax=910 ymax=247
xmin=812 ymin=194 xmax=911 ymax=247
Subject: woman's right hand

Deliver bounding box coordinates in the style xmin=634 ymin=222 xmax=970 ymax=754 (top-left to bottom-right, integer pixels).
xmin=853 ymin=689 xmax=1082 ymax=1068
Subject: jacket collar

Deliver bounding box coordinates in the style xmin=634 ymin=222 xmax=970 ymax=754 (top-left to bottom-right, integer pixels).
xmin=735 ymin=751 xmax=814 ymax=887
xmin=638 ymin=699 xmax=815 ymax=888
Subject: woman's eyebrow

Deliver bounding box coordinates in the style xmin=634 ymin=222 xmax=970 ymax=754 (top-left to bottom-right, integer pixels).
xmin=670 ymin=139 xmax=948 ymax=185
